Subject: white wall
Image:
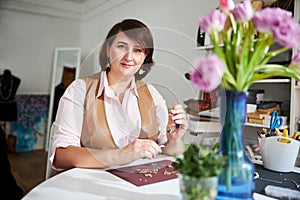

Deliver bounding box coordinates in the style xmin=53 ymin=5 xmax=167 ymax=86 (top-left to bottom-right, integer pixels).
xmin=0 ymin=9 xmax=81 ymax=94
xmin=0 ymin=0 xmax=218 ymax=105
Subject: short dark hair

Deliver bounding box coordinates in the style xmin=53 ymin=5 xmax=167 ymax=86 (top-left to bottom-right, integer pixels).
xmin=99 ymin=19 xmax=154 ymax=80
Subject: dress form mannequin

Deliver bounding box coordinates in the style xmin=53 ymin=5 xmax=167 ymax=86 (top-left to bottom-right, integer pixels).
xmin=0 ymin=69 xmax=21 ymax=121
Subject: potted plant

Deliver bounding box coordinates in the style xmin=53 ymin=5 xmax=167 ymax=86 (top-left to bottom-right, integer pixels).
xmin=173 ymin=142 xmax=227 ymax=200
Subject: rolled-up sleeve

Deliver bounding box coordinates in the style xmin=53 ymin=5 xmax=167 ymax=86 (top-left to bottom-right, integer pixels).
xmin=49 ymin=79 xmax=86 ymax=169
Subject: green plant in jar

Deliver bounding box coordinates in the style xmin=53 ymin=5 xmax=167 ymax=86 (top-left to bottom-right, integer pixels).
xmin=173 ymin=142 xmax=227 ymax=200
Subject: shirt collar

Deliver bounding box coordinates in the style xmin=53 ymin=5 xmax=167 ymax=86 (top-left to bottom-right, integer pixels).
xmin=95 ymin=71 xmax=106 ymax=98
xmin=96 ymin=71 xmax=139 ymax=98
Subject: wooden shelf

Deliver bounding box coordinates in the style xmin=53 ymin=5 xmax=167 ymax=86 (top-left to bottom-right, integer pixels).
xmin=245 ymin=122 xmax=289 ymax=129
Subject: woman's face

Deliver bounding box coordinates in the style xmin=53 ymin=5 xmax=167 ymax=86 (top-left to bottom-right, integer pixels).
xmin=107 ymin=31 xmax=146 ymax=79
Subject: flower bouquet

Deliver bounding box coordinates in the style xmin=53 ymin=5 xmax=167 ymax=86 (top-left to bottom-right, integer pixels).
xmin=188 ymin=0 xmax=300 ymax=199
xmin=190 ymin=0 xmax=300 ymax=92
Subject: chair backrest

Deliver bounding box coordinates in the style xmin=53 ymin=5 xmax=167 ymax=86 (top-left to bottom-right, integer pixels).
xmin=45 ymin=125 xmax=56 ymax=180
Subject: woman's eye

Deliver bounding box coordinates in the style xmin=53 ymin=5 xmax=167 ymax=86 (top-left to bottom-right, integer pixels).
xmin=133 ymin=48 xmax=143 ymax=53
xmin=117 ymin=44 xmax=126 ymax=49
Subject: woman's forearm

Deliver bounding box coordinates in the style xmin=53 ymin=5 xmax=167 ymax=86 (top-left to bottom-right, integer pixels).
xmin=53 ymin=146 xmax=134 ymax=170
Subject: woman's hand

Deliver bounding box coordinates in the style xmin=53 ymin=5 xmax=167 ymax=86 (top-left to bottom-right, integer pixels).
xmin=167 ymin=104 xmax=188 ymax=141
xmin=121 ymin=139 xmax=162 ymax=161
xmin=161 ymin=104 xmax=187 ymax=156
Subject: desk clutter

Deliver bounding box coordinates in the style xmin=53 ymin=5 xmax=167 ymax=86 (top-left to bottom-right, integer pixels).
xmin=247 ymin=104 xmax=297 ymax=173
xmin=254 ymin=164 xmax=300 ymax=200
xmin=246 ymin=109 xmax=300 ymax=173
xmin=253 ymin=111 xmax=300 ymax=172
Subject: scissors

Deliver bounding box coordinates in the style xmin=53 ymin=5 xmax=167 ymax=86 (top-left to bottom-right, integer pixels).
xmin=270 ymin=110 xmax=283 ymax=132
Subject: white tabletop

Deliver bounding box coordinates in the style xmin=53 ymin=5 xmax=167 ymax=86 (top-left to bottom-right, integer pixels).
xmin=22 ymin=155 xmax=276 ymax=200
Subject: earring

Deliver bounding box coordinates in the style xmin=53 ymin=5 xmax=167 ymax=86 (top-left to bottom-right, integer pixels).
xmin=138 ymin=67 xmax=145 ymax=75
xmin=105 ymin=57 xmax=110 ymax=71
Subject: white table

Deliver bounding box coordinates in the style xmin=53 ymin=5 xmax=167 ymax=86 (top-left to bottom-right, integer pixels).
xmin=22 ymin=155 xmax=275 ymax=200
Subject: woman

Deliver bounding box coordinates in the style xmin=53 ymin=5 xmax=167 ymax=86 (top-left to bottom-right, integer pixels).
xmin=49 ymin=19 xmax=187 ymax=171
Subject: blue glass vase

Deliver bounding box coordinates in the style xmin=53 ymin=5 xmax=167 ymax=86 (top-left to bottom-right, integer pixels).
xmin=217 ymin=90 xmax=254 ymax=200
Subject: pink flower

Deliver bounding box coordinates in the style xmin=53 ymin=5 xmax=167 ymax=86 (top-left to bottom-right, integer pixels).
xmin=290 ymin=50 xmax=300 ymax=70
xmin=293 ymin=50 xmax=300 ymax=64
xmin=252 ymin=8 xmax=300 ymax=48
xmin=295 ymin=26 xmax=300 ymax=47
xmin=232 ymin=0 xmax=254 ymax=22
xmin=190 ymin=55 xmax=225 ymax=92
xmin=220 ymin=0 xmax=235 ymax=13
xmin=199 ymin=9 xmax=227 ymax=33
xmin=272 ymin=19 xmax=300 ymax=48
xmin=252 ymin=8 xmax=292 ymax=33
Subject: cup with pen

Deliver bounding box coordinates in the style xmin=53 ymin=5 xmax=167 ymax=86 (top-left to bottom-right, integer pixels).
xmin=257 ymin=110 xmax=283 ymax=138
xmin=258 ymin=110 xmax=300 ymax=172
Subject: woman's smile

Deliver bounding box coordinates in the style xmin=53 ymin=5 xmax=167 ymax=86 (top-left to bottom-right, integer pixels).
xmin=120 ymin=62 xmax=134 ymax=68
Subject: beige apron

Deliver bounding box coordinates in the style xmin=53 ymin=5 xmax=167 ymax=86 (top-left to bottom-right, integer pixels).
xmin=80 ymin=73 xmax=158 ymax=149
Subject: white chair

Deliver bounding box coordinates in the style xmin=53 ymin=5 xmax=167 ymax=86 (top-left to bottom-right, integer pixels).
xmin=45 ymin=125 xmax=56 ymax=179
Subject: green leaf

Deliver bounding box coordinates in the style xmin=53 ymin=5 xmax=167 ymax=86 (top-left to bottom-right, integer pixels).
xmin=242 ymin=64 xmax=300 ymax=89
xmin=222 ymin=30 xmax=236 ymax=76
xmin=262 ymin=46 xmax=289 ymax=64
xmin=173 ymin=142 xmax=227 ymax=178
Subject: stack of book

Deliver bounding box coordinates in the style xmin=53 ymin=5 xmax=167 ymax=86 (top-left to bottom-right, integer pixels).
xmin=247 ymin=101 xmax=282 ymax=124
xmin=247 ymin=110 xmax=269 ymax=124
xmin=257 ymin=101 xmax=282 ymax=115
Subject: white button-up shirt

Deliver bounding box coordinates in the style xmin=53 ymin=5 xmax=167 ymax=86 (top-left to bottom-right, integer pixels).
xmin=50 ymin=71 xmax=168 ymax=165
